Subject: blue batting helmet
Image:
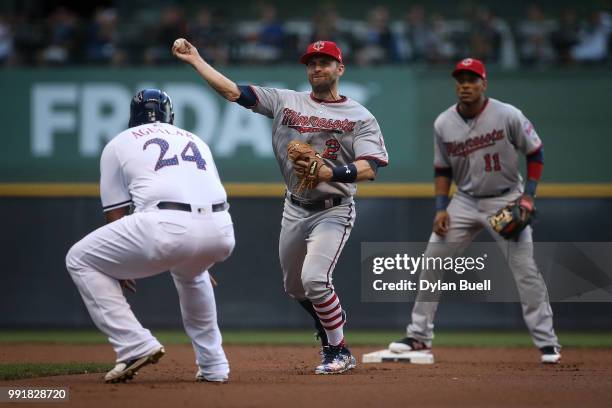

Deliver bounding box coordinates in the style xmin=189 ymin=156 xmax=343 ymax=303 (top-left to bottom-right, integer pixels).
xmin=129 ymin=89 xmax=174 ymax=127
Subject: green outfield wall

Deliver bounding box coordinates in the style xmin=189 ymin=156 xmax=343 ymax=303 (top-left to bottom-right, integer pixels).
xmin=1 ymin=67 xmax=610 ymax=185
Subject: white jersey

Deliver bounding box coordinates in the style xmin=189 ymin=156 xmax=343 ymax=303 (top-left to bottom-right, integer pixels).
xmin=248 ymin=86 xmax=389 ymax=200
xmin=433 ymin=98 xmax=542 ymax=196
xmin=100 ymin=122 xmax=227 ymax=212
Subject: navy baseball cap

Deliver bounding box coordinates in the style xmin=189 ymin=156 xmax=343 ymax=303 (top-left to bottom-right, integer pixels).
xmin=300 ymin=41 xmax=343 ymax=64
xmin=452 ymin=58 xmax=487 ymax=80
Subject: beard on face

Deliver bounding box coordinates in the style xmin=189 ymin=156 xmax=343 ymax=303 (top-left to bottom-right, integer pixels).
xmin=311 ymin=82 xmax=331 ymax=94
xmin=310 ymin=76 xmax=336 ymax=94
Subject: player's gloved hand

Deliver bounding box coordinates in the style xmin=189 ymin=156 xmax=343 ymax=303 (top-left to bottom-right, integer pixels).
xmin=172 ymin=38 xmax=201 ymax=65
xmin=293 ymin=160 xmax=332 ymax=180
xmin=488 ymin=195 xmax=536 ymax=240
xmin=287 ymin=140 xmax=326 ymax=193
xmin=433 ymin=210 xmax=450 ymax=237
xmin=119 ymin=279 xmax=137 ymax=294
xmin=517 ymin=194 xmax=535 ymax=222
xmin=293 ymin=159 xmax=309 ymax=177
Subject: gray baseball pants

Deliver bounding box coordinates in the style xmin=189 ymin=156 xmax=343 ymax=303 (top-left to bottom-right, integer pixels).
xmin=407 ymin=190 xmax=560 ymax=349
xmin=279 ymin=197 xmax=355 ymax=303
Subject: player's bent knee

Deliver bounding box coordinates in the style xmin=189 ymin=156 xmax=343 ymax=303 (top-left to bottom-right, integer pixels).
xmin=509 ymin=255 xmax=536 ymax=271
xmin=301 ymin=278 xmax=329 ymax=303
xmin=65 ymin=242 xmax=82 ymax=274
xmin=215 ymin=228 xmax=235 ymax=262
xmin=221 ymin=236 xmax=235 ymax=260
xmin=212 ymin=239 xmax=234 ymax=264
xmin=283 ymin=282 xmax=303 ymax=299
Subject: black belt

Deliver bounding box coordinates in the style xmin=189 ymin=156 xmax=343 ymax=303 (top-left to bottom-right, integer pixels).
xmin=289 ymin=194 xmax=344 ymax=211
xmin=157 ymin=201 xmax=228 ymax=212
xmin=460 ymin=188 xmax=510 ymax=199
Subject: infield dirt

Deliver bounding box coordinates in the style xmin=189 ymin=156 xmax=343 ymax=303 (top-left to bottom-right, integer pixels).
xmin=1 ymin=344 xmax=611 ymax=407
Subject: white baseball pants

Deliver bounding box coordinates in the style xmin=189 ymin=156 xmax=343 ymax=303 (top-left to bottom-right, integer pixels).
xmin=66 ymin=206 xmax=234 ymax=379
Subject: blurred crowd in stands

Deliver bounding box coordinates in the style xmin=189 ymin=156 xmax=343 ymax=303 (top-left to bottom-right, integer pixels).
xmin=0 ymin=2 xmax=610 ymax=68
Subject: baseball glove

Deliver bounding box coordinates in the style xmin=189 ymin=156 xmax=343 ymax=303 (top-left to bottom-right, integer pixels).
xmin=287 ymin=140 xmax=325 ymax=193
xmin=488 ymin=195 xmax=535 ymax=240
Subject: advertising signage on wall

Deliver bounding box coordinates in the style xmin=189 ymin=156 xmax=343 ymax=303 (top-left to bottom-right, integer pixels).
xmin=1 ymin=68 xmax=610 ymax=189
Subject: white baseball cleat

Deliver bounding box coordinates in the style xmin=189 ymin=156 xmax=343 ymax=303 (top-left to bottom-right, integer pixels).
xmin=195 ymin=368 xmax=229 ymax=383
xmin=540 ymin=346 xmax=561 ymax=364
xmin=104 ymin=346 xmax=165 ymax=383
xmin=388 ymin=337 xmax=431 ymax=354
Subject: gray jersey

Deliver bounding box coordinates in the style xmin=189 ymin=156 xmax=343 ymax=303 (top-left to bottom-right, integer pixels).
xmin=405 ymin=98 xmax=558 ymax=352
xmin=433 ymin=98 xmax=542 ymax=196
xmin=248 ymin=86 xmax=389 ymax=200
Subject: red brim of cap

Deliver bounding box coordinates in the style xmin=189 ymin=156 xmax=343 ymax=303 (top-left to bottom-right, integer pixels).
xmin=299 ymin=52 xmax=342 ymax=64
xmin=452 ymin=68 xmax=485 ymax=79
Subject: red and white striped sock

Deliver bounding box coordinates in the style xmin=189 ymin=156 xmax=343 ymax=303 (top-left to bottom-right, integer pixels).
xmin=313 ymin=292 xmax=346 ymax=347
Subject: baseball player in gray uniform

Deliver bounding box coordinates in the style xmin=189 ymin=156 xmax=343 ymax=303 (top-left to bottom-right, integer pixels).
xmin=173 ymin=38 xmax=388 ymax=374
xmin=388 ymin=58 xmax=561 ymax=363
xmin=66 ymin=89 xmax=235 ymax=383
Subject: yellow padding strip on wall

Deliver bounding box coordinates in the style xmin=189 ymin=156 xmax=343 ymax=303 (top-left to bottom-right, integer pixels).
xmin=0 ymin=183 xmax=611 ymax=198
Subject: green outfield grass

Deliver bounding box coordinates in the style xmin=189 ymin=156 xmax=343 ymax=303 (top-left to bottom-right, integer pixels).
xmin=1 ymin=330 xmax=612 ymax=348
xmin=0 ymin=363 xmax=112 ymax=381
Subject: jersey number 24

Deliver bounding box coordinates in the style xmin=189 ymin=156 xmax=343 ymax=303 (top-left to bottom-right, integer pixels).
xmin=143 ymin=138 xmax=207 ymax=171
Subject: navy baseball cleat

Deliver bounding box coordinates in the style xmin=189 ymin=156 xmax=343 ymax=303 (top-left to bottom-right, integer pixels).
xmin=540 ymin=346 xmax=561 ymax=364
xmin=315 ymin=344 xmax=356 ymax=375
xmin=388 ymin=337 xmax=431 ymax=353
xmin=314 ymin=329 xmax=328 ymax=347
xmin=104 ymin=347 xmax=165 ymax=383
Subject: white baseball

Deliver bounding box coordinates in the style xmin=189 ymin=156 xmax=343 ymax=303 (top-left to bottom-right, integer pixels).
xmin=173 ymin=38 xmax=187 ymax=52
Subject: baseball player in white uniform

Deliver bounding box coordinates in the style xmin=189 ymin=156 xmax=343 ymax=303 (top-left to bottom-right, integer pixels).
xmin=388 ymin=58 xmax=561 ymax=363
xmin=173 ymin=39 xmax=388 ymax=374
xmin=66 ymin=89 xmax=235 ymax=383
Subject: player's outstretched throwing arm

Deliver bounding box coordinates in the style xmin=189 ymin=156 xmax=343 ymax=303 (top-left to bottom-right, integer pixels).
xmin=171 ymin=38 xmax=282 ymax=122
xmin=172 ymin=38 xmax=241 ymax=101
xmin=173 ymin=38 xmax=384 ymax=194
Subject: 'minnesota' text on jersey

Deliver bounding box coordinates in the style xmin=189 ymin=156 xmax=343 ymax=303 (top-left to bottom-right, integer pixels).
xmin=433 ymin=98 xmax=542 ymax=196
xmin=248 ymin=86 xmax=389 ymax=200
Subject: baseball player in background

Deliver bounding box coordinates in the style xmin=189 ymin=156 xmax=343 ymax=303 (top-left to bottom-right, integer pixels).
xmin=173 ymin=38 xmax=388 ymax=374
xmin=388 ymin=58 xmax=561 ymax=364
xmin=66 ymin=89 xmax=235 ymax=383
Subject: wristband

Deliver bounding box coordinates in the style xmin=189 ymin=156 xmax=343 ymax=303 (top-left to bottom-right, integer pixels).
xmin=236 ymin=85 xmax=257 ymax=108
xmin=435 ymin=195 xmax=449 ymax=211
xmin=331 ymin=163 xmax=358 ymax=183
xmin=525 ymin=179 xmax=538 ymax=197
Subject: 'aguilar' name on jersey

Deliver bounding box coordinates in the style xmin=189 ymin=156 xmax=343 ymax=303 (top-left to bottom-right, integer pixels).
xmin=247 ymin=86 xmax=389 ymax=200
xmin=100 ymin=122 xmax=227 ymax=212
xmin=433 ymin=98 xmax=542 ymax=197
